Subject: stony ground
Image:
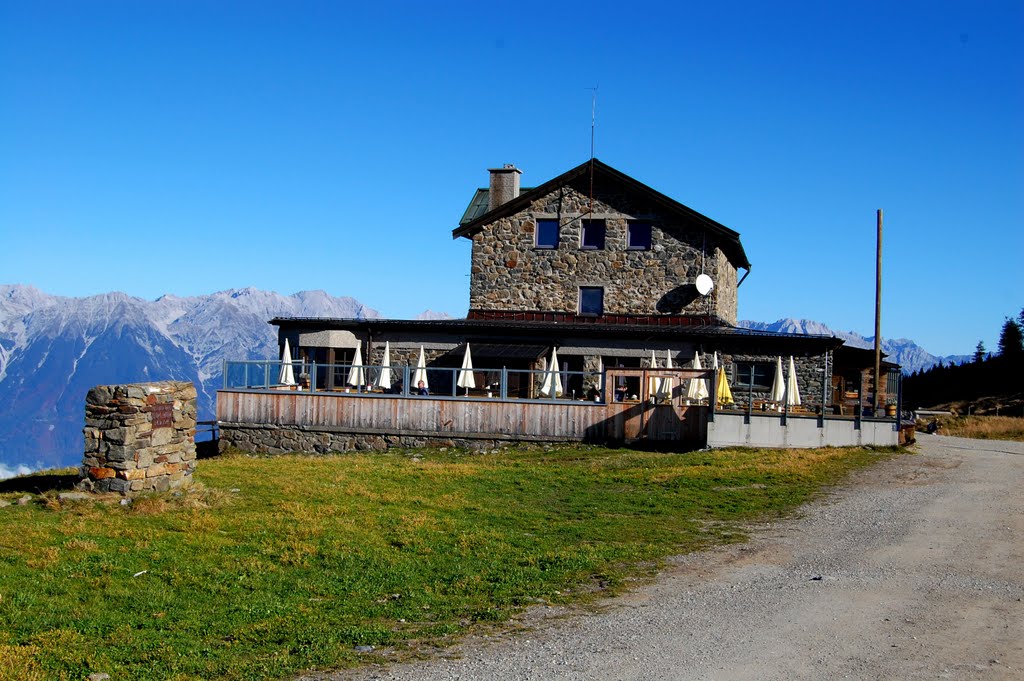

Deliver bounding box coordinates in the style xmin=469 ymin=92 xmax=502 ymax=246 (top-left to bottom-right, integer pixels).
xmin=305 ymin=435 xmax=1024 ymax=681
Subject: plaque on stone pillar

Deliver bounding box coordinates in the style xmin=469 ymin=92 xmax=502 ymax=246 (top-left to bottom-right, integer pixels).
xmin=151 ymin=402 xmax=174 ymax=429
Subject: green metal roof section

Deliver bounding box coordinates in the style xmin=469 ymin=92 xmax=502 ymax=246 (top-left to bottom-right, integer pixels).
xmin=459 ymin=189 xmax=490 ymax=226
xmin=452 ymin=158 xmax=751 ymax=271
xmin=459 ymin=187 xmax=536 ymax=226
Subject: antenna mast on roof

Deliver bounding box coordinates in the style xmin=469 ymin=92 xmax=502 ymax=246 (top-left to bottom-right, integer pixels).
xmin=587 ymin=85 xmax=598 ymax=215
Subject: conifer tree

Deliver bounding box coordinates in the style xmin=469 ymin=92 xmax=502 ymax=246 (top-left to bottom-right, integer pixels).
xmin=997 ymin=317 xmax=1023 ymax=357
xmin=973 ymin=341 xmax=986 ymax=363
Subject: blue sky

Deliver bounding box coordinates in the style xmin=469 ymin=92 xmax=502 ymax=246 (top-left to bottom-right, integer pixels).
xmin=1 ymin=1 xmax=1020 ymax=357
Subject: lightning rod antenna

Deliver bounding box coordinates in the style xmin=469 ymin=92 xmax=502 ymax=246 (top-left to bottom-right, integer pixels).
xmin=587 ymin=85 xmax=598 ymax=215
xmin=589 ymin=86 xmax=598 ymax=161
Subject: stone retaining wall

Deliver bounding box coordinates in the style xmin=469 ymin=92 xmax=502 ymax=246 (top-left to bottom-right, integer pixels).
xmin=219 ymin=423 xmax=523 ymax=455
xmin=81 ymin=381 xmax=197 ymax=495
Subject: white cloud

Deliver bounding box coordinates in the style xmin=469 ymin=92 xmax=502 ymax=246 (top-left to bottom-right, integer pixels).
xmin=0 ymin=463 xmax=34 ymax=480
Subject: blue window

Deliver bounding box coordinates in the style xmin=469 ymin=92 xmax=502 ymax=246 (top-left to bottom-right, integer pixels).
xmin=536 ymin=219 xmax=559 ymax=249
xmin=627 ymin=221 xmax=652 ymax=250
xmin=581 ymin=219 xmax=605 ymax=250
xmin=579 ymin=286 xmax=604 ymax=315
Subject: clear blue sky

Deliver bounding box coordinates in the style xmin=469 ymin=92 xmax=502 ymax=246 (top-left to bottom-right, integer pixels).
xmin=1 ymin=1 xmax=1021 ymax=357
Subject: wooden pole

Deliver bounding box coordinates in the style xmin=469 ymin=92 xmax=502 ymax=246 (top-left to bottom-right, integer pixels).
xmin=873 ymin=209 xmax=883 ymax=413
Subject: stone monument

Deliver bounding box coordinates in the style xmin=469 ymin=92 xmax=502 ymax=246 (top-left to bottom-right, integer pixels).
xmin=81 ymin=381 xmax=198 ymax=495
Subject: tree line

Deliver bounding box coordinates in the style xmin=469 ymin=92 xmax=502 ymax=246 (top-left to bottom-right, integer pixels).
xmin=902 ymin=308 xmax=1023 ymax=410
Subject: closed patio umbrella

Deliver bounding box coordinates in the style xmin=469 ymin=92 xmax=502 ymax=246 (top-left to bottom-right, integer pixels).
xmin=540 ymin=347 xmax=563 ymax=397
xmin=457 ymin=343 xmax=475 ymax=394
xmin=373 ymin=341 xmax=392 ymax=391
xmin=716 ymin=366 xmax=733 ymax=406
xmin=785 ymin=356 xmax=802 ymax=407
xmin=412 ymin=345 xmax=429 ymax=390
xmin=347 ymin=345 xmax=365 ymax=388
xmin=686 ymin=351 xmax=709 ymax=402
xmin=278 ymin=338 xmax=296 ymax=386
xmin=770 ymin=356 xmax=786 ymax=403
xmin=646 ymin=349 xmax=660 ymax=399
xmin=657 ymin=350 xmax=675 ymax=400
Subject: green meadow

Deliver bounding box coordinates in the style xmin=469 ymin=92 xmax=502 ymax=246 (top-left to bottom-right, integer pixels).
xmin=0 ymin=444 xmax=889 ymax=680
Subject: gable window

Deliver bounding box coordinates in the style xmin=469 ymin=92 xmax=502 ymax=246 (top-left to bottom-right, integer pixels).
xmin=579 ymin=286 xmax=604 ymax=316
xmin=580 ymin=219 xmax=606 ymax=250
xmin=535 ymin=219 xmax=559 ymax=249
xmin=627 ymin=221 xmax=652 ymax=250
xmin=736 ymin=362 xmax=773 ymax=390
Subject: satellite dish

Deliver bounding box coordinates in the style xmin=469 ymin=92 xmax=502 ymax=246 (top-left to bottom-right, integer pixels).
xmin=695 ymin=274 xmax=714 ymax=296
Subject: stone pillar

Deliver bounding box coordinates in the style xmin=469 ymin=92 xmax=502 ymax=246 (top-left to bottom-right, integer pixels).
xmin=81 ymin=381 xmax=198 ymax=495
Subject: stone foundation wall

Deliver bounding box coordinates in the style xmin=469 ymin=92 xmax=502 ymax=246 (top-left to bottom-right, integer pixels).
xmin=81 ymin=381 xmax=197 ymax=495
xmin=219 ymin=423 xmax=531 ymax=455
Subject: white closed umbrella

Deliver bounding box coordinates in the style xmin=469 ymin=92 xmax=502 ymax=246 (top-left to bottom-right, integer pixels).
xmin=785 ymin=356 xmax=802 ymax=407
xmin=413 ymin=345 xmax=429 ymax=390
xmin=686 ymin=351 xmax=709 ymax=402
xmin=278 ymin=338 xmax=296 ymax=386
xmin=657 ymin=350 xmax=675 ymax=400
xmin=596 ymin=357 xmax=604 ymax=392
xmin=457 ymin=343 xmax=475 ymax=394
xmin=646 ymin=349 xmax=660 ymax=399
xmin=540 ymin=347 xmax=563 ymax=397
xmin=770 ymin=356 xmax=786 ymax=403
xmin=374 ymin=341 xmax=392 ymax=391
xmin=347 ymin=345 xmax=365 ymax=388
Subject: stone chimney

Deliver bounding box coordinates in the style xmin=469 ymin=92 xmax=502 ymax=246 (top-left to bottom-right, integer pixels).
xmin=488 ymin=164 xmax=522 ymax=211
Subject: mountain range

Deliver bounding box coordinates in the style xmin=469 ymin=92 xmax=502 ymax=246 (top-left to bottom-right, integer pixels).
xmin=737 ymin=319 xmax=971 ymax=375
xmin=0 ymin=285 xmax=377 ymax=476
xmin=0 ymin=285 xmax=964 ymax=477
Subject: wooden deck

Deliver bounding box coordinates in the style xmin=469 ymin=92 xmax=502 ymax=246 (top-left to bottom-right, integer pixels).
xmin=216 ymin=390 xmax=709 ymax=447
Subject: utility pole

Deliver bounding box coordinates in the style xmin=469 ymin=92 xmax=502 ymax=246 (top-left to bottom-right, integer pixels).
xmin=873 ymin=209 xmax=883 ymax=414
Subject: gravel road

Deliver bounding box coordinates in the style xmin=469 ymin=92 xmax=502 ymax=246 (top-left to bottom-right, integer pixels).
xmin=307 ymin=435 xmax=1024 ymax=681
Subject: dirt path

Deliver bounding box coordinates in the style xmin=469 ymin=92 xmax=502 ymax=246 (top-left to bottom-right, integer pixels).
xmin=309 ymin=435 xmax=1024 ymax=681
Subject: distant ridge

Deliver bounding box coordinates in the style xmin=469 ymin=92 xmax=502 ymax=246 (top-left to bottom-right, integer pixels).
xmin=416 ymin=310 xmax=455 ymax=321
xmin=738 ymin=318 xmax=971 ymax=374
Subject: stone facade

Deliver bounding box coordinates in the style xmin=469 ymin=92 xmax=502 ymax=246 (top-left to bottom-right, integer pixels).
xmin=81 ymin=381 xmax=197 ymax=495
xmin=221 ymin=424 xmax=533 ymax=455
xmin=725 ymin=354 xmax=830 ymax=408
xmin=467 ymin=174 xmax=740 ymax=324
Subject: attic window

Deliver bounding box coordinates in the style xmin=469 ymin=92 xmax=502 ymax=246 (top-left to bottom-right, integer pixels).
xmin=581 ymin=219 xmax=605 ymax=250
xmin=536 ymin=219 xmax=559 ymax=249
xmin=627 ymin=221 xmax=652 ymax=250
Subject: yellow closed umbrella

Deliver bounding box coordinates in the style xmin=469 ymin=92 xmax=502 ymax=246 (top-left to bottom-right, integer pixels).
xmin=716 ymin=366 xmax=733 ymax=406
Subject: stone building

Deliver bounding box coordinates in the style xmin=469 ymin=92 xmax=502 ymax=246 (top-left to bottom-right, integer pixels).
xmin=220 ymin=158 xmax=901 ymax=451
xmin=269 ymin=159 xmax=870 ymax=407
xmin=456 ymin=159 xmax=747 ymax=325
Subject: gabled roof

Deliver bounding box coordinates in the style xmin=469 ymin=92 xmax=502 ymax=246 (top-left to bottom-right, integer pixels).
xmin=452 ymin=158 xmax=751 ymax=270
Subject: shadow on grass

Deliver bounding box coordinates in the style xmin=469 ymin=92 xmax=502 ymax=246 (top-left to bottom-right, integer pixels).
xmin=0 ymin=473 xmax=81 ymax=494
xmin=196 ymin=438 xmax=220 ymax=460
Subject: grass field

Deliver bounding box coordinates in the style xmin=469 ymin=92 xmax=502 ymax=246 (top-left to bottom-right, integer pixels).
xmin=927 ymin=415 xmax=1024 ymax=441
xmin=0 ymin=444 xmax=890 ymax=681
